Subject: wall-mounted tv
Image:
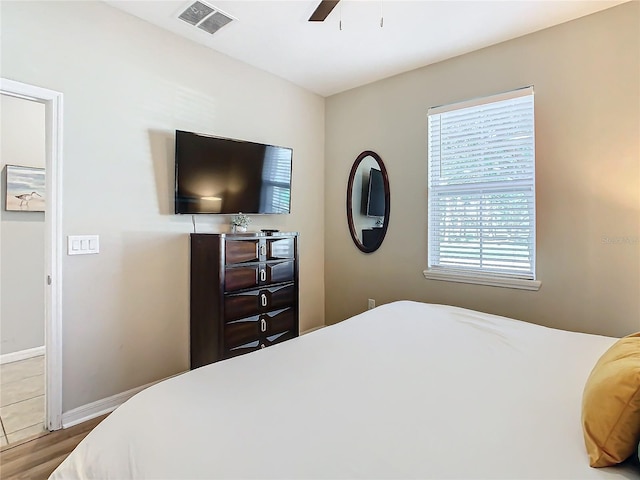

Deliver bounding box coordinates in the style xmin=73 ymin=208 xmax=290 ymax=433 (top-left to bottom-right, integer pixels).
xmin=364 ymin=167 xmax=385 ymax=217
xmin=174 ymin=130 xmax=292 ymax=214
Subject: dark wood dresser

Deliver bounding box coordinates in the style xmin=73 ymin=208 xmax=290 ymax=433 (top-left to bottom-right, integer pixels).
xmin=190 ymin=232 xmax=299 ymax=369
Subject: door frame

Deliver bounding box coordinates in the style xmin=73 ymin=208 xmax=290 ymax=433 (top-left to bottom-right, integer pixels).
xmin=1 ymin=78 xmax=63 ymax=430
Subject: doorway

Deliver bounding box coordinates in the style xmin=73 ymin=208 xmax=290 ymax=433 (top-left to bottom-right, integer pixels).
xmin=0 ymin=78 xmax=63 ymax=439
xmin=0 ymin=95 xmax=46 ymax=445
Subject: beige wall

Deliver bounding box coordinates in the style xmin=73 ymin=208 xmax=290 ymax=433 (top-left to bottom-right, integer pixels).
xmin=0 ymin=95 xmax=46 ymax=355
xmin=325 ymin=2 xmax=640 ymax=337
xmin=1 ymin=1 xmax=325 ymax=412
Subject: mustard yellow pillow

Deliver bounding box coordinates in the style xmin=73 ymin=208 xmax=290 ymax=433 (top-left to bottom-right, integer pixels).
xmin=582 ymin=332 xmax=640 ymax=467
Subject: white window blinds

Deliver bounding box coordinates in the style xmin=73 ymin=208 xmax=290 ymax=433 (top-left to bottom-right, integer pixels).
xmin=427 ymin=87 xmax=536 ymax=280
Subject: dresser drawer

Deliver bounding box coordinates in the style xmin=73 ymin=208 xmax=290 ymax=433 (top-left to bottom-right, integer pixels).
xmin=224 ymin=308 xmax=296 ymax=349
xmin=226 ymin=237 xmax=295 ymax=265
xmin=224 ymin=284 xmax=296 ymax=321
xmin=226 ymin=240 xmax=259 ymax=265
xmin=266 ymin=237 xmax=295 ymax=261
xmin=224 ymin=261 xmax=295 ymax=293
xmin=223 ymin=330 xmax=297 ymax=359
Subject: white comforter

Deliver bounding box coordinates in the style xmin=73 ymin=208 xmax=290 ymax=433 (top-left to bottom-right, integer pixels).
xmin=50 ymin=301 xmax=639 ymax=479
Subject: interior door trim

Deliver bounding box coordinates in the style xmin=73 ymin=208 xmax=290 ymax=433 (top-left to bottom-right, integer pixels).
xmin=1 ymin=78 xmax=64 ymax=431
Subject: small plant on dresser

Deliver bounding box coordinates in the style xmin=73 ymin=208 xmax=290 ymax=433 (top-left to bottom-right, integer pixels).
xmin=230 ymin=213 xmax=250 ymax=233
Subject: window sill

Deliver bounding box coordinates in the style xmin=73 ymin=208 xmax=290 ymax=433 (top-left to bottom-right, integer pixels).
xmin=423 ymin=269 xmax=541 ymax=291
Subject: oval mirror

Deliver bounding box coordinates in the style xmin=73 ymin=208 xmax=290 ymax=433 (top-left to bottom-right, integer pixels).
xmin=346 ymin=151 xmax=390 ymax=253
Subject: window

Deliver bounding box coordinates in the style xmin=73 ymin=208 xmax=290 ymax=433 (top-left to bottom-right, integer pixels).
xmin=425 ymin=87 xmax=540 ymax=290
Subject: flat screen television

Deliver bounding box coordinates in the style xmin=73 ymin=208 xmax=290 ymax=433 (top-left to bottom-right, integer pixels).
xmin=174 ymin=130 xmax=293 ymax=214
xmin=365 ymin=167 xmax=385 ymax=217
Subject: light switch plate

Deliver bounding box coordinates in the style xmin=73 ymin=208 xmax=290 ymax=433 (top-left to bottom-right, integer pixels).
xmin=68 ymin=235 xmax=99 ymax=255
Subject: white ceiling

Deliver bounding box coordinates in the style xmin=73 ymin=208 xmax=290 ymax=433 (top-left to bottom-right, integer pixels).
xmin=105 ymin=0 xmax=628 ymax=97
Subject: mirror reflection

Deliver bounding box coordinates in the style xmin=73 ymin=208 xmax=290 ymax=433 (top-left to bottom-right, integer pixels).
xmin=347 ymin=151 xmax=390 ymax=253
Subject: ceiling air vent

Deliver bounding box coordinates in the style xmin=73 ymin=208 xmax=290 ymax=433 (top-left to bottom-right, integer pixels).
xmin=178 ymin=1 xmax=233 ymax=35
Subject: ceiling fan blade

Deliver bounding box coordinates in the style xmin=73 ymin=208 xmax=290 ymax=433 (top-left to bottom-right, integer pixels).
xmin=309 ymin=0 xmax=340 ymax=22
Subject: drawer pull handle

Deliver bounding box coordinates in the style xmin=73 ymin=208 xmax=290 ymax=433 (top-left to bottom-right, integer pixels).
xmin=260 ymin=269 xmax=266 ymax=282
xmin=261 ymin=293 xmax=268 ymax=308
xmin=260 ymin=244 xmax=267 ymax=256
xmin=261 ymin=318 xmax=267 ymax=332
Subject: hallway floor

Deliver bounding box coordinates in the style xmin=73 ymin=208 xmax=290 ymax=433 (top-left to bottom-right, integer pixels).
xmin=0 ymin=356 xmax=46 ymax=446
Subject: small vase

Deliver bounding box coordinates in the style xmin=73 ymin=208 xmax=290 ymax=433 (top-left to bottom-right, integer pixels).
xmin=233 ymin=225 xmax=247 ymax=233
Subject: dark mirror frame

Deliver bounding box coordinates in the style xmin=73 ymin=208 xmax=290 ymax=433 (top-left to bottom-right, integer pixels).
xmin=346 ymin=150 xmax=390 ymax=253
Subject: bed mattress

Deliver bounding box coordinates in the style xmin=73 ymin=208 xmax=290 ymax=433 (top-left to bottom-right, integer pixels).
xmin=50 ymin=301 xmax=639 ymax=479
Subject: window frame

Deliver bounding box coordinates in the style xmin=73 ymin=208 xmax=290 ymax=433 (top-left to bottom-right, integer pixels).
xmin=424 ymin=87 xmax=541 ymax=291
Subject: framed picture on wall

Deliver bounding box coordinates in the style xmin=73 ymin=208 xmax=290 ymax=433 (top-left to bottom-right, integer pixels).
xmin=4 ymin=164 xmax=45 ymax=212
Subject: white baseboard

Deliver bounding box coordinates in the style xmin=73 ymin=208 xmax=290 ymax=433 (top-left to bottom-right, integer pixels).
xmin=61 ymin=371 xmax=186 ymax=429
xmin=0 ymin=345 xmax=45 ymax=365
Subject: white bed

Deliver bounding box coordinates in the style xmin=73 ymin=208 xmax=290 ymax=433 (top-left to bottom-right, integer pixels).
xmin=50 ymin=301 xmax=639 ymax=479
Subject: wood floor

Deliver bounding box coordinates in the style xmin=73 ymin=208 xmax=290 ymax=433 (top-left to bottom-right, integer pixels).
xmin=0 ymin=414 xmax=108 ymax=479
